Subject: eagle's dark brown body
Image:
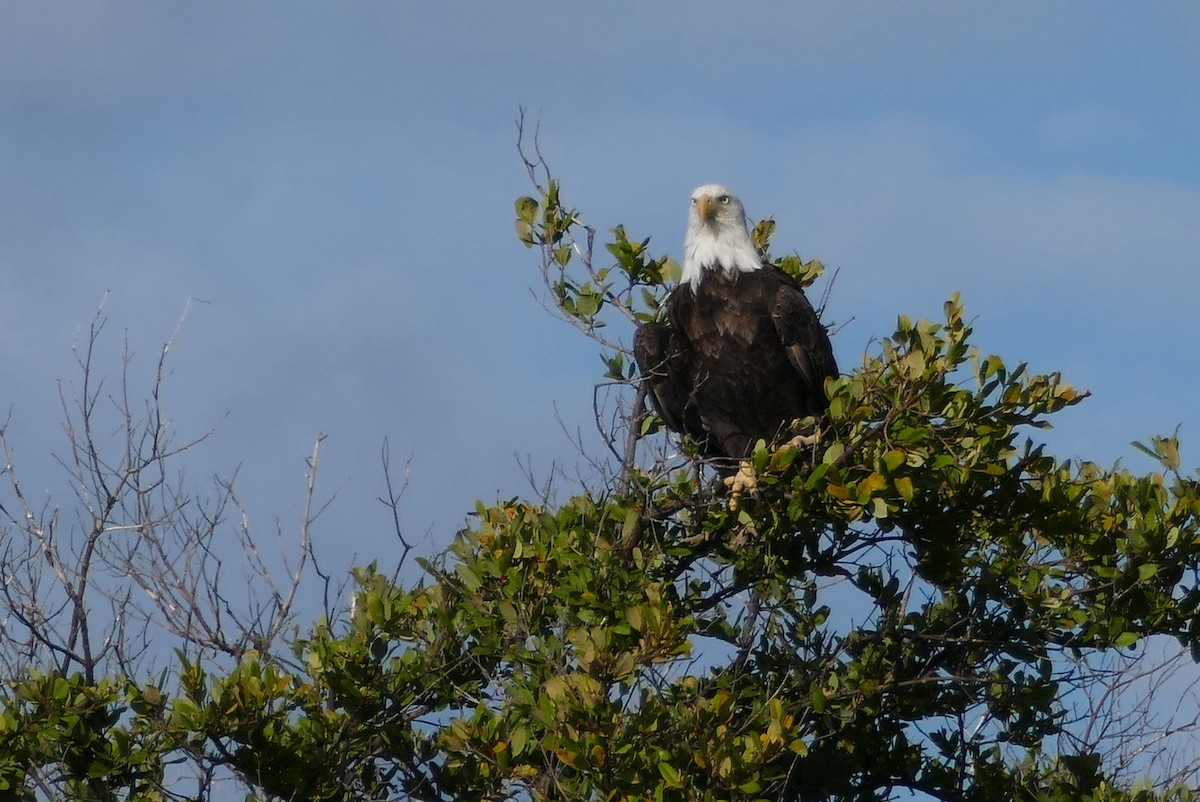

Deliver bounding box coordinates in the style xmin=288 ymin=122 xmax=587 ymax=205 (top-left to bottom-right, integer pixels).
xmin=634 ymin=264 xmax=837 ymax=471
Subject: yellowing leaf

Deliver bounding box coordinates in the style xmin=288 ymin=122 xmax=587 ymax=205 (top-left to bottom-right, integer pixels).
xmin=556 ymin=748 xmax=583 ymax=769
xmin=626 ymin=605 xmax=644 ymax=632
xmin=543 ymin=675 xmax=568 ymax=702
xmin=861 ymin=472 xmax=888 ymax=495
xmin=899 ymin=350 xmax=926 ymax=378
xmin=871 ymin=497 xmax=890 ymax=519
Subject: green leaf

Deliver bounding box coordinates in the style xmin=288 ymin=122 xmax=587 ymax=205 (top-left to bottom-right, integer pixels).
xmin=456 ymin=563 xmax=481 ymax=592
xmin=498 ymin=599 xmax=518 ymax=623
xmin=511 ymin=725 xmax=529 ymax=757
xmin=621 ymin=506 xmax=639 ymax=543
xmin=751 ymin=217 xmax=776 ymax=254
xmin=809 ymin=682 xmax=826 ymax=713
xmin=514 ymin=195 xmax=539 ymax=224
xmin=882 ymin=449 xmax=906 ymax=472
xmin=658 ymin=760 xmax=682 ymax=787
xmin=1114 ymin=631 xmax=1139 ymax=648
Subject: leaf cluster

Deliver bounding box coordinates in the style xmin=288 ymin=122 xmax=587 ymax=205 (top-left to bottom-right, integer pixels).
xmin=10 ymin=283 xmax=1198 ymax=800
xmin=2 ymin=161 xmax=1199 ymax=800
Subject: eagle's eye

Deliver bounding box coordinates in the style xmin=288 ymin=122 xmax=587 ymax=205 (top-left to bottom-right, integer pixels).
xmin=691 ymin=198 xmax=697 ymax=205
xmin=718 ymin=195 xmax=731 ymax=204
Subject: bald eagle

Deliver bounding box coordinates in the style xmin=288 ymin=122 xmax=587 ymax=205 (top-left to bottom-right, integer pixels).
xmin=633 ymin=185 xmax=837 ymax=492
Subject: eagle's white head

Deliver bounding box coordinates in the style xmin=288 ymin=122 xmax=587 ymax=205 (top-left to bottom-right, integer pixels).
xmin=681 ymin=184 xmax=763 ymax=288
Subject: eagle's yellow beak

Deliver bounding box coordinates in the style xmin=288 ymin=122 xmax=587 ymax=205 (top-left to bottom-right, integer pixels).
xmin=697 ymin=195 xmax=717 ymax=222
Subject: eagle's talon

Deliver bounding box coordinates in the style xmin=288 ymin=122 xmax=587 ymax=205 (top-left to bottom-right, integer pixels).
xmin=783 ymin=430 xmax=822 ymax=450
xmin=724 ymin=460 xmax=758 ymax=510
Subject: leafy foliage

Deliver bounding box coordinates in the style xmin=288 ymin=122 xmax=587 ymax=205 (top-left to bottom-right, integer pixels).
xmin=2 ymin=162 xmax=1199 ymax=799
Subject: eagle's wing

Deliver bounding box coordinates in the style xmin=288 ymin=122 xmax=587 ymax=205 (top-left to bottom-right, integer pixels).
xmin=633 ymin=321 xmax=692 ymax=436
xmin=770 ymin=276 xmax=838 ymax=410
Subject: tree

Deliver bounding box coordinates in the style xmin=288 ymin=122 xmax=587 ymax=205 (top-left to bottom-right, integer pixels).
xmin=2 ymin=131 xmax=1199 ymax=801
xmin=0 ymin=299 xmax=342 ymax=799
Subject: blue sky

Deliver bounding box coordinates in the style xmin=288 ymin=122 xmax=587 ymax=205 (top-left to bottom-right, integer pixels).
xmin=3 ymin=4 xmax=1199 ymax=580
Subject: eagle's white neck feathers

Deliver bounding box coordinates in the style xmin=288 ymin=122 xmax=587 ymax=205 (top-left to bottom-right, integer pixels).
xmin=681 ymin=183 xmax=763 ymax=288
